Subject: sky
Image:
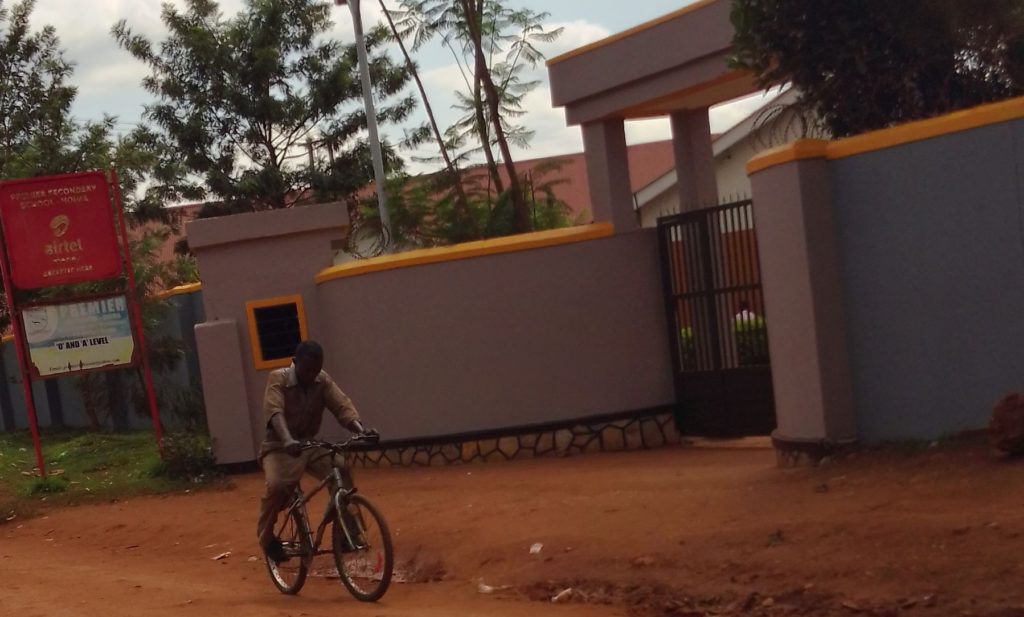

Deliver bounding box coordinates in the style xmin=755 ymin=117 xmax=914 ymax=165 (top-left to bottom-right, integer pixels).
xmin=29 ymin=0 xmax=772 ymax=174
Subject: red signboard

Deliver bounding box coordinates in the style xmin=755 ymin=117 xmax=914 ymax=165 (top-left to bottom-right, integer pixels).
xmin=0 ymin=169 xmax=163 ymax=476
xmin=0 ymin=172 xmax=122 ymax=289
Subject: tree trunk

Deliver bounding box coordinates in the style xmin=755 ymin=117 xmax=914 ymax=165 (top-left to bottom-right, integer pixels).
xmin=77 ymin=375 xmax=104 ymax=431
xmin=106 ymin=370 xmax=130 ymax=431
xmin=82 ymin=402 xmax=101 ymax=432
xmin=461 ymin=0 xmax=530 ymax=233
xmin=44 ymin=379 xmax=64 ymax=428
xmin=473 ymin=73 xmax=504 ymax=199
xmin=0 ymin=348 xmax=16 ymax=432
xmin=379 ymin=0 xmax=479 ymax=237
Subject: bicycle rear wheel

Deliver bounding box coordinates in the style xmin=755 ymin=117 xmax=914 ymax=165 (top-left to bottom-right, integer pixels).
xmin=332 ymin=493 xmax=394 ymax=602
xmin=266 ymin=506 xmax=312 ymax=595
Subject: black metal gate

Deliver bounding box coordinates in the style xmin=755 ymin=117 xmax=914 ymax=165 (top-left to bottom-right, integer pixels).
xmin=657 ymin=199 xmax=776 ymax=437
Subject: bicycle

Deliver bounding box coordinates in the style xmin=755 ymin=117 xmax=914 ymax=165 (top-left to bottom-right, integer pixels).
xmin=263 ymin=435 xmax=394 ymax=601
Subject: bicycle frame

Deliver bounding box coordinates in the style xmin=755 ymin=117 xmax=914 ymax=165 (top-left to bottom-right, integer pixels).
xmin=263 ymin=434 xmax=391 ymax=601
xmin=282 ymin=455 xmax=360 ymax=559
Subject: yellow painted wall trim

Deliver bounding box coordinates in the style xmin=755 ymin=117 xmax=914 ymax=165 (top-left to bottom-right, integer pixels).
xmin=747 ymin=96 xmax=1024 ymax=175
xmin=316 ymin=223 xmax=615 ymax=285
xmin=828 ymin=96 xmax=1024 ymax=159
xmin=244 ymin=294 xmax=309 ymax=371
xmin=547 ymin=0 xmax=719 ymax=66
xmin=746 ymin=140 xmax=829 ymax=175
xmin=156 ymin=282 xmax=202 ymax=300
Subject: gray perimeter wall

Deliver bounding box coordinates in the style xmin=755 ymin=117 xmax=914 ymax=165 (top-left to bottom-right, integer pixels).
xmin=830 ymin=118 xmax=1024 ymax=441
xmin=315 ymin=230 xmax=676 ymax=442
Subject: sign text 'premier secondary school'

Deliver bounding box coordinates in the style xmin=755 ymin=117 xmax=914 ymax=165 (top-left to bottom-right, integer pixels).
xmin=0 ymin=172 xmax=122 ymax=289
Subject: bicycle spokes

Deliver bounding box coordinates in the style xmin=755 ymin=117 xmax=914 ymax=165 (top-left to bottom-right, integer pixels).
xmin=266 ymin=508 xmax=311 ymax=595
xmin=333 ymin=494 xmax=394 ymax=601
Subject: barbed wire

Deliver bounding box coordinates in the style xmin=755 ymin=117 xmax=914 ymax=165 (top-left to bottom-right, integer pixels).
xmin=346 ymin=217 xmax=391 ymax=259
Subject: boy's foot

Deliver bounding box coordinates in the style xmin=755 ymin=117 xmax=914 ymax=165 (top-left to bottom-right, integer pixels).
xmin=262 ymin=537 xmax=289 ymax=563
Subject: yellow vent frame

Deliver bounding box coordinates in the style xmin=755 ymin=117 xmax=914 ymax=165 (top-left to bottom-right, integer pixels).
xmin=244 ymin=294 xmax=308 ymax=370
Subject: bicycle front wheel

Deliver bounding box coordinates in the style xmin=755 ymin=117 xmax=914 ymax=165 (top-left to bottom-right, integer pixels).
xmin=332 ymin=493 xmax=394 ymax=602
xmin=266 ymin=506 xmax=312 ymax=595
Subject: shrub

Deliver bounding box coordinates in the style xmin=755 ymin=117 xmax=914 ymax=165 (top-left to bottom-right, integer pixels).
xmin=678 ymin=327 xmax=697 ymax=371
xmin=991 ymin=393 xmax=1024 ymax=456
xmin=679 ymin=320 xmax=770 ymax=369
xmin=25 ymin=477 xmax=68 ymax=495
xmin=151 ymin=432 xmax=218 ymax=481
xmin=734 ymin=317 xmax=769 ymax=366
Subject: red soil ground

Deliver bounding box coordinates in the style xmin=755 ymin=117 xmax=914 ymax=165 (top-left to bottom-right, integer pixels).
xmin=2 ymin=440 xmax=1023 ymax=617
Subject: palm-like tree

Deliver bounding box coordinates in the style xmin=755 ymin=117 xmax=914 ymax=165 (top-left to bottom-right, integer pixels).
xmin=388 ymin=0 xmax=561 ymax=233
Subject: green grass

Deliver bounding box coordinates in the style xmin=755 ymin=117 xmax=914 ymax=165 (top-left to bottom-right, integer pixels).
xmin=0 ymin=430 xmax=222 ymax=523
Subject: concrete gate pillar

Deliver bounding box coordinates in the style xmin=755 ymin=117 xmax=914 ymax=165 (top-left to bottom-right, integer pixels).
xmin=747 ymin=144 xmax=857 ymax=462
xmin=582 ymin=119 xmax=638 ymax=232
xmin=671 ymin=108 xmax=719 ymax=211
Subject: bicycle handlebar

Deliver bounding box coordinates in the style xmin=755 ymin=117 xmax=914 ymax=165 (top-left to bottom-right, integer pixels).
xmin=298 ymin=434 xmax=381 ymax=451
xmin=265 ymin=433 xmax=381 ymax=456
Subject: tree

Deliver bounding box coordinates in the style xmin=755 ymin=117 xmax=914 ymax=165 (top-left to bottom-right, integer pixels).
xmin=74 ymin=228 xmax=198 ymax=431
xmin=378 ymin=0 xmax=477 ymax=239
xmin=1 ymin=0 xmax=179 ymax=315
xmin=459 ymin=0 xmax=528 ymax=230
xmin=113 ymin=0 xmax=416 ymax=216
xmin=389 ymin=0 xmax=561 ymax=233
xmin=731 ymin=0 xmax=1024 ymax=138
xmin=352 ymin=157 xmax=578 ymax=251
xmin=0 ymin=0 xmax=75 ymax=180
xmin=0 ymin=1 xmax=167 ymax=210
xmin=0 ymin=0 xmax=199 ymax=431
xmin=0 ymin=0 xmax=72 ymax=430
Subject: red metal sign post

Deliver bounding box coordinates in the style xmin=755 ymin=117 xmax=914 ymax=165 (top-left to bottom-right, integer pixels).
xmin=110 ymin=170 xmax=163 ymax=453
xmin=0 ymin=170 xmax=164 ymax=477
xmin=0 ymin=238 xmax=46 ymax=477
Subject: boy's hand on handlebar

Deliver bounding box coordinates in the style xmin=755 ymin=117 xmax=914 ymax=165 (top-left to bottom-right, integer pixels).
xmin=347 ymin=419 xmax=380 ymax=442
xmin=284 ymin=439 xmax=303 ymax=457
xmin=352 ymin=428 xmax=380 ymax=444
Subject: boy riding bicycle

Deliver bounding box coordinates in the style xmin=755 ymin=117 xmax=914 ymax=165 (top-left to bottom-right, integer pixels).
xmin=257 ymin=340 xmax=377 ymax=563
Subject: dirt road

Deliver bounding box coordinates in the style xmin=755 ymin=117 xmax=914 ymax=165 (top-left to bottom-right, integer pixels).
xmin=2 ymin=442 xmax=1024 ymax=616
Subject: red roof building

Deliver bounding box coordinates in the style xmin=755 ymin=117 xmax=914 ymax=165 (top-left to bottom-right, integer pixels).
xmin=480 ymin=139 xmax=676 ymax=222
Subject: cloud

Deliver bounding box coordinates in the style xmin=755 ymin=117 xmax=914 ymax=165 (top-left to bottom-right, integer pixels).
xmin=77 ymin=61 xmax=150 ymax=98
xmin=710 ymin=91 xmax=781 ymax=133
xmin=612 ymin=92 xmax=786 ymax=148
xmin=396 ymin=85 xmax=583 ymax=175
xmin=506 ymin=86 xmax=582 ymax=160
xmin=539 ymin=20 xmax=611 ymax=57
xmin=393 ymin=19 xmax=614 ymax=173
xmin=625 ymin=119 xmax=672 ymax=145
xmin=30 ymin=1 xmax=164 ymax=48
xmin=420 ymin=63 xmax=474 ymax=103
xmin=396 ymin=75 xmax=585 ymax=174
xmin=25 ymin=2 xmax=159 ymax=124
xmin=325 ymin=0 xmax=371 ymax=41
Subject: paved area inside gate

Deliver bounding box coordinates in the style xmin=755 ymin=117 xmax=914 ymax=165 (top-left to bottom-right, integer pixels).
xmin=2 ymin=442 xmax=1024 ymax=616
